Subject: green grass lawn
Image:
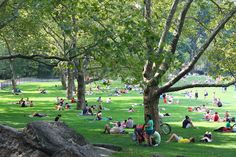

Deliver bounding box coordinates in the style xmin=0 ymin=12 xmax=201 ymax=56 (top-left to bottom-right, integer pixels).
xmin=0 ymin=80 xmax=236 ymax=157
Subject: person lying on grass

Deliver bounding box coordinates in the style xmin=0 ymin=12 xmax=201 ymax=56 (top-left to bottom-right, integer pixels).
xmin=200 ymin=132 xmax=212 ymax=142
xmin=103 ymin=121 xmax=127 ymax=134
xmin=32 ymin=112 xmax=47 ymax=117
xmin=214 ymin=119 xmax=234 ymax=132
xmin=166 ymin=133 xmax=195 ymax=143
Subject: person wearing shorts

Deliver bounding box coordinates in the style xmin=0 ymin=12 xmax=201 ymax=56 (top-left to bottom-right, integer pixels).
xmin=166 ymin=133 xmax=195 ymax=143
xmin=145 ymin=114 xmax=154 ymax=146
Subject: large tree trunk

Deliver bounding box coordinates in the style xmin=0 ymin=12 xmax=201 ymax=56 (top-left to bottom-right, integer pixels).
xmin=76 ymin=70 xmax=85 ymax=110
xmin=60 ymin=69 xmax=67 ymax=90
xmin=143 ymin=86 xmax=160 ymax=131
xmin=67 ymin=65 xmax=74 ymax=99
xmin=9 ymin=59 xmax=17 ymax=91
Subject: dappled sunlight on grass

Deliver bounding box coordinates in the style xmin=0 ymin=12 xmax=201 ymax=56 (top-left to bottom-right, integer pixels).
xmin=0 ymin=80 xmax=236 ymax=157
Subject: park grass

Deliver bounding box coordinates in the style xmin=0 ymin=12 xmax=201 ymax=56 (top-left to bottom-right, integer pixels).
xmin=0 ymin=79 xmax=236 ymax=157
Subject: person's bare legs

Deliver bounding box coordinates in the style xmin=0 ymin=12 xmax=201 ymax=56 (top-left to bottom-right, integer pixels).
xmin=103 ymin=124 xmax=111 ymax=134
xmin=166 ymin=133 xmax=179 ymax=143
xmin=146 ymin=134 xmax=152 ymax=146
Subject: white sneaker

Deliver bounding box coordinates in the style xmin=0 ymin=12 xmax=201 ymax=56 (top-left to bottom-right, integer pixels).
xmin=154 ymin=144 xmax=159 ymax=147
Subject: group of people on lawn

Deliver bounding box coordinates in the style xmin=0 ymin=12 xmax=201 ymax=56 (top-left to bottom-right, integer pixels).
xmin=18 ymin=97 xmax=34 ymax=107
xmin=16 ymin=82 xmax=235 ymax=148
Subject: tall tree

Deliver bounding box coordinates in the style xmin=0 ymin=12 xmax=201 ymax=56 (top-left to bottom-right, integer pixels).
xmin=139 ymin=0 xmax=236 ymax=129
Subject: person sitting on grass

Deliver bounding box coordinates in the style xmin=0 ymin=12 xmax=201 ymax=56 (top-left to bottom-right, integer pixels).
xmin=200 ymin=132 xmax=212 ymax=143
xmin=128 ymin=107 xmax=135 ymax=112
xmin=106 ymin=98 xmax=112 ymax=103
xmin=65 ymin=103 xmax=71 ymax=110
xmin=28 ymin=101 xmax=34 ymax=107
xmin=121 ymin=120 xmax=127 ymax=128
xmin=212 ymin=112 xmax=220 ymax=122
xmin=204 ymin=111 xmax=212 ymax=121
xmin=88 ymin=106 xmax=95 ymax=115
xmin=126 ymin=117 xmax=134 ymax=128
xmin=12 ymin=88 xmax=22 ymax=95
xmin=103 ymin=121 xmax=126 ymax=134
xmin=151 ymin=131 xmax=161 ymax=146
xmin=98 ymin=104 xmax=103 ymax=111
xmin=97 ymin=96 xmax=102 ymax=103
xmin=21 ymin=101 xmax=26 ymax=107
xmin=18 ymin=98 xmax=24 ymax=104
xmin=216 ymin=98 xmax=223 ymax=107
xmin=32 ymin=112 xmax=47 ymax=117
xmin=96 ymin=111 xmax=102 ymax=120
xmin=166 ymin=133 xmax=195 ymax=143
xmin=182 ymin=116 xmax=195 ymax=128
xmin=223 ymin=111 xmax=230 ymax=122
xmin=71 ymin=97 xmax=76 ymax=103
xmin=82 ymin=104 xmax=89 ymax=115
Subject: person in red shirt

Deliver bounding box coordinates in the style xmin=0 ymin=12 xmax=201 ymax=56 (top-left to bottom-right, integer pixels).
xmin=213 ymin=112 xmax=220 ymax=122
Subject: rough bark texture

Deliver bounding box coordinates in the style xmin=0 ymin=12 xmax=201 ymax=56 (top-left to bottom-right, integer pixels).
xmin=67 ymin=65 xmax=74 ymax=99
xmin=0 ymin=121 xmax=117 ymax=157
xmin=143 ymin=86 xmax=160 ymax=130
xmin=76 ymin=70 xmax=86 ymax=110
xmin=9 ymin=59 xmax=17 ymax=91
xmin=60 ymin=70 xmax=67 ymax=90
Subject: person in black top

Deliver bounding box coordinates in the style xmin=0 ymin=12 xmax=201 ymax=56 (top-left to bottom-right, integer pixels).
xmin=21 ymin=101 xmax=26 ymax=107
xmin=182 ymin=116 xmax=195 ymax=128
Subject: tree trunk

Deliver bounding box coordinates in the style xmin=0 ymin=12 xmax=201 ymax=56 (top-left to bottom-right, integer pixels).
xmin=76 ymin=70 xmax=85 ymax=110
xmin=143 ymin=86 xmax=160 ymax=131
xmin=60 ymin=70 xmax=67 ymax=90
xmin=67 ymin=65 xmax=74 ymax=99
xmin=9 ymin=59 xmax=17 ymax=91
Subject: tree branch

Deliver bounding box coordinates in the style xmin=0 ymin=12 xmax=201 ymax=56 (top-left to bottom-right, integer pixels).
xmin=160 ymin=7 xmax=236 ymax=93
xmin=166 ymin=81 xmax=236 ymax=93
xmin=156 ymin=0 xmax=179 ymax=55
xmin=150 ymin=0 xmax=193 ymax=85
xmin=209 ymin=0 xmax=224 ymax=13
xmin=0 ymin=54 xmax=69 ymax=61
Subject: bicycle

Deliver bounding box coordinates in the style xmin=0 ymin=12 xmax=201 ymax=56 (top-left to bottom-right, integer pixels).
xmin=159 ymin=118 xmax=171 ymax=135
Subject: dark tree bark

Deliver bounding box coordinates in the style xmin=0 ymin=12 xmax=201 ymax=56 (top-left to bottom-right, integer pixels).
xmin=60 ymin=68 xmax=67 ymax=90
xmin=76 ymin=69 xmax=86 ymax=110
xmin=67 ymin=64 xmax=74 ymax=99
xmin=143 ymin=86 xmax=160 ymax=130
xmin=9 ymin=59 xmax=17 ymax=91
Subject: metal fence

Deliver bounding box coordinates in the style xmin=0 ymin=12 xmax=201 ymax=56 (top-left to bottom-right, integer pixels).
xmin=0 ymin=77 xmax=59 ymax=89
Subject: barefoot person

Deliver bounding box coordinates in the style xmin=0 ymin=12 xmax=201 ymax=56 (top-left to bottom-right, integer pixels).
xmin=166 ymin=133 xmax=195 ymax=143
